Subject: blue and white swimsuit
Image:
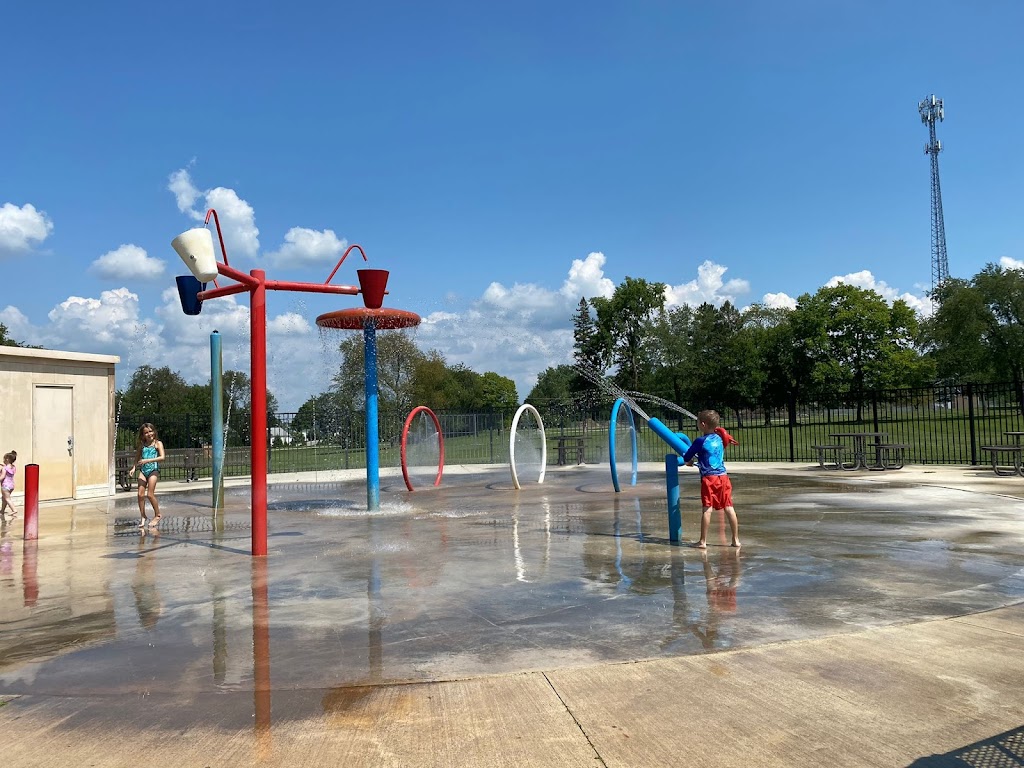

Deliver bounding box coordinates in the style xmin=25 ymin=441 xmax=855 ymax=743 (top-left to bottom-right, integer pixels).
xmin=140 ymin=445 xmax=159 ymax=478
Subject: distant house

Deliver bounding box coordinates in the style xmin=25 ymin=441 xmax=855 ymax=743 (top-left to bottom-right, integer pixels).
xmin=269 ymin=426 xmax=293 ymax=445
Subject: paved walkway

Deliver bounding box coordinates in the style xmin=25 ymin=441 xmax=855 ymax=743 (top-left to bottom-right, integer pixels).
xmin=1 ymin=462 xmax=1022 ymax=767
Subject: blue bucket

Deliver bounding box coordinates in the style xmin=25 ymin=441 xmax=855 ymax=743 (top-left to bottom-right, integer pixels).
xmin=176 ymin=275 xmax=206 ymax=316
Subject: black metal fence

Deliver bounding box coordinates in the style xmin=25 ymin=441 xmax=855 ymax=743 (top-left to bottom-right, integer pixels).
xmin=115 ymin=381 xmax=1023 ymax=481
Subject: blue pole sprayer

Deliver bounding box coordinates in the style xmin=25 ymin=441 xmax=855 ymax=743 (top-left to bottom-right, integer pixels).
xmin=665 ymin=455 xmax=682 ymax=542
xmin=210 ymin=330 xmax=225 ymax=512
xmin=646 ymin=417 xmax=692 ymax=543
xmin=364 ymin=322 xmax=381 ymax=511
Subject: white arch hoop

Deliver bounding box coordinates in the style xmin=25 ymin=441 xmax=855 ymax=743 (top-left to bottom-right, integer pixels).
xmin=509 ymin=403 xmax=547 ymax=490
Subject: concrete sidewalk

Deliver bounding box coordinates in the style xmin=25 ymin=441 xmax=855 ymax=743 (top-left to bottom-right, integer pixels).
xmin=1 ymin=462 xmax=1022 ymax=767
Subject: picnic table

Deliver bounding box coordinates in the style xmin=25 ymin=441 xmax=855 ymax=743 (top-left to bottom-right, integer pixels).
xmin=555 ymin=436 xmax=585 ymax=466
xmin=979 ymin=432 xmax=1024 ymax=477
xmin=828 ymin=432 xmax=906 ymax=471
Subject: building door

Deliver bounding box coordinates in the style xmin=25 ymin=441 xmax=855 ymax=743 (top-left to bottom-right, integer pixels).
xmin=33 ymin=385 xmax=75 ymax=500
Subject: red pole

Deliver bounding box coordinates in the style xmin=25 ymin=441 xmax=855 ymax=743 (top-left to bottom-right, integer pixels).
xmin=252 ymin=558 xmax=272 ymax=756
xmin=24 ymin=463 xmax=39 ymax=541
xmin=250 ymin=271 xmax=268 ymax=556
xmin=22 ymin=540 xmax=38 ymax=606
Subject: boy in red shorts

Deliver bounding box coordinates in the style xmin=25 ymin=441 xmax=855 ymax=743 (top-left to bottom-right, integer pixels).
xmin=682 ymin=409 xmax=740 ymax=549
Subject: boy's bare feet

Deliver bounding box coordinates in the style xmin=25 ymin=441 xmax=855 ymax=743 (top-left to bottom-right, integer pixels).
xmin=690 ymin=541 xmax=707 ymax=549
xmin=731 ymin=541 xmax=742 ymax=548
xmin=148 ymin=515 xmax=162 ymax=528
xmin=138 ymin=518 xmax=148 ymax=529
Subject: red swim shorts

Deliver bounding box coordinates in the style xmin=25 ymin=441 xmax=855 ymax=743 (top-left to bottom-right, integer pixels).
xmin=700 ymin=474 xmax=733 ymax=510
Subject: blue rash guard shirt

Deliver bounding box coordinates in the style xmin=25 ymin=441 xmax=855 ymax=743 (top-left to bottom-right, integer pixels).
xmin=682 ymin=433 xmax=727 ymax=477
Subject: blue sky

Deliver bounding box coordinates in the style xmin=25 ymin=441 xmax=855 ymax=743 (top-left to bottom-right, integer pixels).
xmin=3 ymin=1 xmax=1023 ymax=410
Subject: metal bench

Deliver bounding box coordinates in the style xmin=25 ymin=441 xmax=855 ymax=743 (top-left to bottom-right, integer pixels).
xmin=811 ymin=444 xmax=848 ymax=470
xmin=876 ymin=443 xmax=909 ymax=470
xmin=115 ymin=449 xmax=198 ymax=490
xmin=980 ymin=446 xmax=1023 ymax=477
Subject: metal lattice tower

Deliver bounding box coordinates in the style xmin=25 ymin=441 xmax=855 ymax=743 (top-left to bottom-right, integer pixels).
xmin=919 ymin=94 xmax=949 ymax=295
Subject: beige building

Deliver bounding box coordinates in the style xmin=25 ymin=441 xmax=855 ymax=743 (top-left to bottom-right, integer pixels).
xmin=0 ymin=346 xmax=119 ymax=500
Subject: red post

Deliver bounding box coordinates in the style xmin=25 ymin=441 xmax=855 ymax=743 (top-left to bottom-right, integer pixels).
xmin=22 ymin=540 xmax=38 ymax=606
xmin=252 ymin=558 xmax=272 ymax=755
xmin=24 ymin=463 xmax=39 ymax=541
xmin=250 ymin=270 xmax=268 ymax=556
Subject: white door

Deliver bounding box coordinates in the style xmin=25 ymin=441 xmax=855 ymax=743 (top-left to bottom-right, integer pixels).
xmin=33 ymin=386 xmax=75 ymax=500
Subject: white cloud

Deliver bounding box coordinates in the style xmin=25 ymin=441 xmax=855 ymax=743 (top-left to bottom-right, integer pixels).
xmin=266 ymin=227 xmax=348 ymax=268
xmin=1000 ymin=256 xmax=1024 ymax=270
xmin=826 ymin=269 xmax=931 ymax=317
xmin=762 ymin=292 xmax=797 ymax=310
xmin=268 ymin=312 xmax=311 ymax=335
xmin=665 ymin=260 xmax=750 ymax=307
xmin=416 ymin=308 xmax=573 ymax=401
xmin=0 ymin=203 xmax=54 ymax=255
xmin=560 ymin=252 xmax=615 ymax=300
xmin=168 ymin=169 xmax=200 ymax=214
xmin=0 ymin=306 xmax=31 ymax=338
xmin=89 ymin=244 xmax=166 ymax=280
xmin=410 ymin=251 xmax=621 ymax=398
xmin=167 ymin=168 xmax=260 ymax=259
xmin=47 ymin=288 xmax=148 ymax=346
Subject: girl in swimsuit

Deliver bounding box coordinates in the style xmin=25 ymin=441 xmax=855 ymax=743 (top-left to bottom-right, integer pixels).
xmin=1 ymin=450 xmax=17 ymax=518
xmin=134 ymin=423 xmax=165 ymax=529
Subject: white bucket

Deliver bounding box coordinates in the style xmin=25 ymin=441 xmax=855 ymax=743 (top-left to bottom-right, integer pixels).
xmin=171 ymin=228 xmax=218 ymax=282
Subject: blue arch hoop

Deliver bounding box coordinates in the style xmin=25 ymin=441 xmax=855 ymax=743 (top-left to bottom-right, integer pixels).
xmin=609 ymin=398 xmax=639 ymax=493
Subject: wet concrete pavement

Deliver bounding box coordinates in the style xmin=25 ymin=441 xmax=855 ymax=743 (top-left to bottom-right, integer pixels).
xmin=1 ymin=462 xmax=1023 ymax=766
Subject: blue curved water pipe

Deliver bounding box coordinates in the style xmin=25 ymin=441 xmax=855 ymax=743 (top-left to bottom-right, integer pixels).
xmin=646 ymin=416 xmax=692 ymax=459
xmin=609 ymin=398 xmax=638 ymax=492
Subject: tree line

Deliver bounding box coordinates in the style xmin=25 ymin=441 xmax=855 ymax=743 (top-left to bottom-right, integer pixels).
xmin=113 ymin=338 xmax=519 ymax=446
xmin=529 ymin=263 xmax=1024 ymax=425
xmin=12 ymin=261 xmax=1022 ymax=445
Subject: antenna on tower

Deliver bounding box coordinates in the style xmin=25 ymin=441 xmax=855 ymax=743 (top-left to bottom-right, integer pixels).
xmin=919 ymin=94 xmax=949 ymax=298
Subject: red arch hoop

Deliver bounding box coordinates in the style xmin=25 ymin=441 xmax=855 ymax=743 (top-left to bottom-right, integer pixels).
xmin=401 ymin=406 xmax=445 ymax=492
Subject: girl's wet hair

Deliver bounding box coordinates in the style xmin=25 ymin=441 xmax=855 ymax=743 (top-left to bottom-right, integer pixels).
xmin=137 ymin=423 xmax=159 ymax=442
xmin=3 ymin=451 xmax=15 ymax=464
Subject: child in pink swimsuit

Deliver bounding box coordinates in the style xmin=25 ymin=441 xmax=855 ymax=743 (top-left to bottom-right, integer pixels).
xmin=1 ymin=450 xmax=17 ymax=518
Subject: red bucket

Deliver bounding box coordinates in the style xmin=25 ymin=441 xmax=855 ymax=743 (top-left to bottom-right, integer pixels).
xmin=357 ymin=269 xmax=389 ymax=309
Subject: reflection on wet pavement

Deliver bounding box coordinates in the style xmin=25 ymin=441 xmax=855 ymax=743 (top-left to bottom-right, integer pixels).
xmin=1 ymin=470 xmax=1022 ymax=709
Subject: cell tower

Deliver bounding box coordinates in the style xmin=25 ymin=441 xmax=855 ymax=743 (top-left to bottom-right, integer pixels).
xmin=919 ymin=94 xmax=949 ymax=295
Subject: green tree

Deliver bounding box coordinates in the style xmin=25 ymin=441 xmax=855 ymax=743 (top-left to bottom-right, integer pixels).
xmin=528 ymin=364 xmax=576 ymax=404
xmin=292 ymin=391 xmax=349 ymax=444
xmin=928 ymin=265 xmax=1024 ymax=406
xmin=479 ymin=371 xmax=518 ymax=412
xmin=792 ymin=285 xmax=923 ymax=421
xmin=0 ymin=323 xmax=24 ymax=347
xmin=590 ymin=277 xmax=666 ymax=392
xmin=442 ymin=364 xmax=484 ymax=412
xmin=118 ymin=365 xmax=191 ymax=414
xmin=528 ymin=364 xmax=581 ymax=423
xmin=411 ymin=351 xmax=453 ymax=410
xmin=332 ymin=331 xmax=425 ymax=415
xmin=739 ymin=304 xmax=797 ymax=425
xmin=651 ymin=304 xmax=694 ymax=414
